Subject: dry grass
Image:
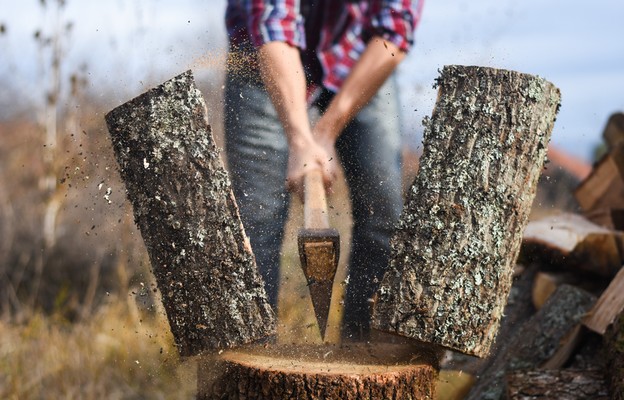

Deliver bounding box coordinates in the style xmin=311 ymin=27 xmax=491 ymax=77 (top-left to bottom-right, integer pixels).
xmin=0 ymin=297 xmax=196 ymax=399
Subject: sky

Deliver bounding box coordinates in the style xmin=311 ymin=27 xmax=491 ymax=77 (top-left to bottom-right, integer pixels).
xmin=1 ymin=0 xmax=623 ymax=162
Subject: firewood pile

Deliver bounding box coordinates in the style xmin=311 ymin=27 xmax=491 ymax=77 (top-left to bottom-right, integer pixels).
xmin=452 ymin=112 xmax=624 ymax=400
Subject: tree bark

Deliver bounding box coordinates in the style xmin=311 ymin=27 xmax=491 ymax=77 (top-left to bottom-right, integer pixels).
xmin=506 ymin=369 xmax=609 ymax=400
xmin=372 ymin=65 xmax=561 ymax=357
xmin=105 ymin=71 xmax=275 ymax=356
xmin=444 ymin=264 xmax=537 ymax=375
xmin=198 ymin=343 xmax=439 ymax=400
xmin=465 ymin=284 xmax=595 ymax=400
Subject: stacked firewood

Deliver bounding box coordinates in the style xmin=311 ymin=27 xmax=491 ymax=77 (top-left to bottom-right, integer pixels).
xmin=459 ymin=112 xmax=624 ymax=400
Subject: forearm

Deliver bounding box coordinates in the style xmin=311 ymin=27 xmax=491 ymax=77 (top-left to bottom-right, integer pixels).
xmin=256 ymin=40 xmax=336 ymax=194
xmin=315 ymin=36 xmax=405 ymax=143
xmin=257 ymin=41 xmax=314 ymax=148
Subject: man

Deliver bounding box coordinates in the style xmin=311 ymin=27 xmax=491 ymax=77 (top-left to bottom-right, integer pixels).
xmin=224 ymin=0 xmax=423 ymax=340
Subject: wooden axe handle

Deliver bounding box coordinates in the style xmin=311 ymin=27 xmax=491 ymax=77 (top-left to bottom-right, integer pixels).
xmin=304 ymin=169 xmax=329 ymax=230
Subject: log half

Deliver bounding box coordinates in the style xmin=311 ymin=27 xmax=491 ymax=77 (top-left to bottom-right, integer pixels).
xmin=105 ymin=71 xmax=275 ymax=356
xmin=372 ymin=65 xmax=561 ymax=357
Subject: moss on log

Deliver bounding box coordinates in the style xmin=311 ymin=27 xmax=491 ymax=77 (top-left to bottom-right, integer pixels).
xmin=198 ymin=343 xmax=439 ymax=399
xmin=105 ymin=71 xmax=275 ymax=356
xmin=372 ymin=65 xmax=561 ymax=357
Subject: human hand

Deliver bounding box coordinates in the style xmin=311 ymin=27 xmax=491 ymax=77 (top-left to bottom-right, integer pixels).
xmin=286 ymin=136 xmax=337 ymax=201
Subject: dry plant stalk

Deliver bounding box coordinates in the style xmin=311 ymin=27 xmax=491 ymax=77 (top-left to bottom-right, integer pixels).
xmin=373 ymin=65 xmax=561 ymax=357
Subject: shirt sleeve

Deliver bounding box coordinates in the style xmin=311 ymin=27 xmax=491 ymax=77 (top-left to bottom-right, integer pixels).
xmin=369 ymin=0 xmax=424 ymax=52
xmin=245 ymin=0 xmax=306 ymax=49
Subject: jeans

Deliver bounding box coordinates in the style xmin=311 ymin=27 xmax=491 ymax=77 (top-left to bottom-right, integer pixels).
xmin=224 ymin=67 xmax=402 ymax=340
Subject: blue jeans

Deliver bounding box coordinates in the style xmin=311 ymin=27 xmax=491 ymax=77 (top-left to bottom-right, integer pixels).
xmin=224 ymin=68 xmax=402 ymax=340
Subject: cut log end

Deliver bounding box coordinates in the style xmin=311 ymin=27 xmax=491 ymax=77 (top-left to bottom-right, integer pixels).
xmin=198 ymin=343 xmax=439 ymax=400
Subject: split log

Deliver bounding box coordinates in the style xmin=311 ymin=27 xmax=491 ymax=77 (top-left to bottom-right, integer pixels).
xmin=105 ymin=71 xmax=275 ymax=356
xmin=532 ymin=272 xmax=558 ymax=310
xmin=520 ymin=212 xmax=624 ymax=278
xmin=465 ymin=284 xmax=595 ymax=400
xmin=602 ymin=112 xmax=624 ymax=151
xmin=372 ymin=65 xmax=561 ymax=357
xmin=197 ymin=343 xmax=439 ymax=399
xmin=604 ymin=312 xmax=624 ymax=399
xmin=583 ymin=266 xmax=624 ymax=334
xmin=574 ymin=146 xmax=624 ymax=212
xmin=540 ymin=265 xmax=624 ymax=368
xmin=540 ymin=324 xmax=585 ymax=369
xmin=506 ymin=369 xmax=609 ymax=400
xmin=585 ymin=207 xmax=624 ymax=231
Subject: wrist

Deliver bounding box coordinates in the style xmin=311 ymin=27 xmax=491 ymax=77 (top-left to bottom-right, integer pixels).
xmin=287 ymin=128 xmax=316 ymax=150
xmin=314 ymin=116 xmax=341 ymax=146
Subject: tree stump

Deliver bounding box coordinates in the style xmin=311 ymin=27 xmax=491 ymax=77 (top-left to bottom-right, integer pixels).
xmin=197 ymin=343 xmax=439 ymax=399
xmin=105 ymin=71 xmax=275 ymax=356
xmin=372 ymin=65 xmax=561 ymax=357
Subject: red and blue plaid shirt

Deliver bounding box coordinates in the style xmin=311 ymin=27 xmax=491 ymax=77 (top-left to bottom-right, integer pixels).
xmin=226 ymin=0 xmax=424 ymax=92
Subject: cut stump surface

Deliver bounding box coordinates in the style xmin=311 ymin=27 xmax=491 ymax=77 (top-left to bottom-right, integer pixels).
xmin=198 ymin=343 xmax=439 ymax=400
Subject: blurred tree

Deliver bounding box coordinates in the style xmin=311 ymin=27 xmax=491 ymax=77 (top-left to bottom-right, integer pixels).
xmin=27 ymin=0 xmax=89 ymax=311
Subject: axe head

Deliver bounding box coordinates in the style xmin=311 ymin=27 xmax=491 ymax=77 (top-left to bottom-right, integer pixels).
xmin=297 ymin=228 xmax=340 ymax=340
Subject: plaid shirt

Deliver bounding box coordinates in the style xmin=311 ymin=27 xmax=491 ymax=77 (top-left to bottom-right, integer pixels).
xmin=225 ymin=0 xmax=424 ymax=92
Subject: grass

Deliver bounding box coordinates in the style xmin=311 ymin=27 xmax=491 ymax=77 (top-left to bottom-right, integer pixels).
xmin=0 ymin=297 xmax=196 ymax=399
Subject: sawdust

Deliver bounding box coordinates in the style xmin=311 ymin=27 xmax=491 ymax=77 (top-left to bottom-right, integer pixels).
xmin=188 ymin=45 xmax=261 ymax=81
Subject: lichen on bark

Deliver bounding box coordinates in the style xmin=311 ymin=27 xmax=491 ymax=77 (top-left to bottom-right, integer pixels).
xmin=372 ymin=65 xmax=561 ymax=357
xmin=105 ymin=70 xmax=275 ymax=356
